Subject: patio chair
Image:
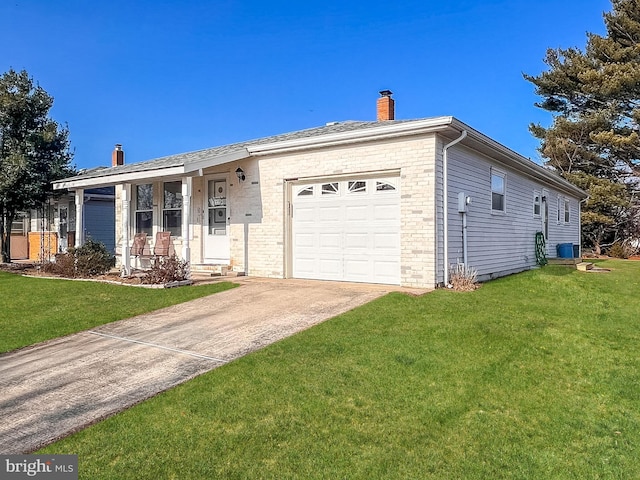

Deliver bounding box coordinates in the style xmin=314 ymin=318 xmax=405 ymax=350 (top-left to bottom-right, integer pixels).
xmin=153 ymin=231 xmax=172 ymax=258
xmin=131 ymin=232 xmax=150 ymax=269
xmin=131 ymin=233 xmax=147 ymax=256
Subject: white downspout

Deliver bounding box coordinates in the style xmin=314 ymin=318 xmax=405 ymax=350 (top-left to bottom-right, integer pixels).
xmin=442 ymin=130 xmax=467 ymax=286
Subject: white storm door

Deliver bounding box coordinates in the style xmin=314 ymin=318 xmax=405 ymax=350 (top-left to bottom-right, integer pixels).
xmin=204 ymin=177 xmax=230 ymax=263
xmin=58 ymin=205 xmax=69 ymax=252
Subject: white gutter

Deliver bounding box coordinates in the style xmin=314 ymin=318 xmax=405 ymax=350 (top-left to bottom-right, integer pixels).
xmin=442 ymin=129 xmax=467 ymax=286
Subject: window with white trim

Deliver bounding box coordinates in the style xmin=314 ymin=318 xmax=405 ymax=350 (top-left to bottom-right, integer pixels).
xmin=163 ymin=181 xmax=182 ymax=237
xmin=135 ymin=184 xmax=153 ymax=236
xmin=533 ymin=190 xmax=541 ymax=217
xmin=564 ymin=198 xmax=570 ymax=223
xmin=491 ymin=170 xmax=505 ymax=212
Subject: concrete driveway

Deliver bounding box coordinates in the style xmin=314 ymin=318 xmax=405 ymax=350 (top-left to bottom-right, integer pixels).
xmin=0 ymin=277 xmax=423 ymax=454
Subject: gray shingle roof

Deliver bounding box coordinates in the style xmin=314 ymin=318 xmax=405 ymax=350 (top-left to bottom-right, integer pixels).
xmin=63 ymin=120 xmax=412 ymax=182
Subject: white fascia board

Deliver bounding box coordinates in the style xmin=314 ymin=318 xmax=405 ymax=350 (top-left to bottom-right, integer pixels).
xmin=183 ymin=148 xmax=251 ymax=174
xmin=246 ymin=117 xmax=454 ymax=155
xmin=53 ymin=166 xmax=186 ymax=190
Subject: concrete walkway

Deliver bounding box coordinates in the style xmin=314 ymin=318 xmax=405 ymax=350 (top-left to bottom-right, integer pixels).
xmin=0 ymin=277 xmax=424 ymax=454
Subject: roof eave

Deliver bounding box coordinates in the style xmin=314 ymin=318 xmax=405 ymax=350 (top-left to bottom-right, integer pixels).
xmin=183 ymin=148 xmax=251 ymax=174
xmin=246 ymin=117 xmax=455 ymax=155
xmin=53 ymin=165 xmax=187 ymax=190
xmin=447 ymin=118 xmax=588 ymax=199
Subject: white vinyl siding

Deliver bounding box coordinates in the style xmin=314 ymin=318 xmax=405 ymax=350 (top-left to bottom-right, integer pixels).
xmin=446 ymin=144 xmax=582 ymax=280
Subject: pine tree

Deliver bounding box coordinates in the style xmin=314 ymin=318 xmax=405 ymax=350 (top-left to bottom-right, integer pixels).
xmin=0 ymin=69 xmax=75 ymax=262
xmin=525 ymin=0 xmax=640 ymax=253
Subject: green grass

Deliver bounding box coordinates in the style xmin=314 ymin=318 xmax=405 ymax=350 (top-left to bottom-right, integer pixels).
xmin=40 ymin=260 xmax=640 ymax=479
xmin=0 ymin=272 xmax=237 ymax=353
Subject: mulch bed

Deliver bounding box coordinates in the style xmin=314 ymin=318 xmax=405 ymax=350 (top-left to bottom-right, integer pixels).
xmin=0 ymin=263 xmax=195 ymax=287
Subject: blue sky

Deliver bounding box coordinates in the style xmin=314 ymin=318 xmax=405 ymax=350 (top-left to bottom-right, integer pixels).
xmin=2 ymin=0 xmax=611 ymax=170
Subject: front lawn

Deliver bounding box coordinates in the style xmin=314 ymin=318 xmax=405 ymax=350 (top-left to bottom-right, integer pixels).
xmin=41 ymin=260 xmax=640 ymax=479
xmin=0 ymin=272 xmax=236 ymax=353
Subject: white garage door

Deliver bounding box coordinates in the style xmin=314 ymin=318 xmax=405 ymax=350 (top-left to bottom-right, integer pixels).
xmin=292 ymin=176 xmax=400 ymax=284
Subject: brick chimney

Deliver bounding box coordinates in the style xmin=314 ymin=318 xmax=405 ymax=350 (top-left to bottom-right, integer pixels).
xmin=377 ymin=90 xmax=395 ymax=121
xmin=112 ymin=144 xmax=124 ymax=167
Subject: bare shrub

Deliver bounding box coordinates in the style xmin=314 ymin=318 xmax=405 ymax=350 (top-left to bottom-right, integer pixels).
xmin=142 ymin=255 xmax=190 ymax=284
xmin=608 ymin=242 xmax=630 ymax=259
xmin=448 ymin=264 xmax=479 ymax=291
xmin=41 ymin=241 xmax=115 ymax=278
xmin=42 ymin=253 xmax=76 ymax=277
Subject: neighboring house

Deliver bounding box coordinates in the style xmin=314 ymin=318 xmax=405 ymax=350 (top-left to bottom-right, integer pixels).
xmin=52 ymin=92 xmax=587 ymax=288
xmin=10 ymin=184 xmax=115 ymax=261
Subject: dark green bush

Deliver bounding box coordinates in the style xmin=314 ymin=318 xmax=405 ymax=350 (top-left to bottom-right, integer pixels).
xmin=73 ymin=240 xmax=116 ymax=276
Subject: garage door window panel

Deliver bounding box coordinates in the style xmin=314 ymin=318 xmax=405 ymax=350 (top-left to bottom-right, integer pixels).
xmin=348 ymin=181 xmax=367 ymax=194
xmin=297 ymin=186 xmax=314 ymax=197
xmin=376 ymin=181 xmax=396 ymax=192
xmin=322 ymin=182 xmax=339 ymax=195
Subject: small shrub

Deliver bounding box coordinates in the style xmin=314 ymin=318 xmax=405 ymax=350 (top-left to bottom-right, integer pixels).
xmin=448 ymin=263 xmax=479 ymax=291
xmin=608 ymin=242 xmax=629 ymax=259
xmin=42 ymin=240 xmax=115 ymax=277
xmin=73 ymin=240 xmax=116 ymax=276
xmin=42 ymin=253 xmax=76 ymax=277
xmin=142 ymin=255 xmax=190 ymax=284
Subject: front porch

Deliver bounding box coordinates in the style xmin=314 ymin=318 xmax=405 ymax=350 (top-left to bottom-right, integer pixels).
xmin=68 ymin=170 xmax=247 ymax=277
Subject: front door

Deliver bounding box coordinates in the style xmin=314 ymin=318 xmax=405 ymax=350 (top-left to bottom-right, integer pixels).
xmin=204 ymin=177 xmax=230 ymax=263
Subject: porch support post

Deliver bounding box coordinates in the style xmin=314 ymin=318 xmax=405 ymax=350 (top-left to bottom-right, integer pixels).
xmin=121 ymin=183 xmax=131 ymax=276
xmin=74 ymin=189 xmax=84 ymax=247
xmin=181 ymin=177 xmax=192 ymax=266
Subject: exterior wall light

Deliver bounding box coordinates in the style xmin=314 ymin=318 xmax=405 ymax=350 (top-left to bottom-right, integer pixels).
xmin=235 ymin=167 xmax=246 ymax=182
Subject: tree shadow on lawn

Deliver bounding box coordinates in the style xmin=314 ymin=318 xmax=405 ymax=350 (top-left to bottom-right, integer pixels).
xmin=541 ymin=265 xmax=578 ymax=276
